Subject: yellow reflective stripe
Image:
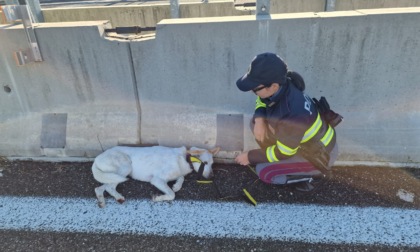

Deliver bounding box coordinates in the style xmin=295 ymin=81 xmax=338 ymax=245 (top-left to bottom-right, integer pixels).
xmin=255 ymin=97 xmax=267 ymax=110
xmin=301 ymin=113 xmax=322 ymax=143
xmin=266 ymin=145 xmax=279 ymax=162
xmin=321 ymin=125 xmax=334 ymax=146
xmin=276 ymin=140 xmax=298 ymax=156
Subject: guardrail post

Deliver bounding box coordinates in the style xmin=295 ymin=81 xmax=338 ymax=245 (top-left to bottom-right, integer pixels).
xmin=2 ymin=4 xmax=43 ymax=65
xmin=256 ymin=0 xmax=270 ymax=16
xmin=170 ymin=0 xmax=180 ymax=18
xmin=325 ymin=0 xmax=336 ymax=11
xmin=5 ymin=0 xmax=20 ymax=4
xmin=5 ymin=0 xmax=44 ymax=23
xmin=26 ymin=0 xmax=44 ymax=23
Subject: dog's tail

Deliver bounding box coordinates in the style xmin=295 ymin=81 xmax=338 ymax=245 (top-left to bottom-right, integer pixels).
xmin=92 ymin=163 xmax=129 ymax=184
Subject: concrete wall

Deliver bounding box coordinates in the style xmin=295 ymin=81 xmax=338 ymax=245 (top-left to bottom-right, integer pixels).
xmin=1 ymin=8 xmax=420 ymax=166
xmin=42 ymin=4 xmax=172 ymax=28
xmin=36 ymin=0 xmax=420 ymax=27
xmin=0 ymin=21 xmax=140 ymax=157
xmin=334 ymin=0 xmax=420 ymax=11
xmin=41 ymin=2 xmax=252 ymax=28
xmin=271 ymin=0 xmax=420 ymax=13
xmin=270 ymin=0 xmax=326 ymax=13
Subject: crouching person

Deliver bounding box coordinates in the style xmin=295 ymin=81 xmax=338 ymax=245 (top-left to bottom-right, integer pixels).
xmin=235 ymin=53 xmax=341 ymax=191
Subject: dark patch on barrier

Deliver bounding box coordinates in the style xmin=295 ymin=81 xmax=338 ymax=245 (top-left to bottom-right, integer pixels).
xmin=40 ymin=113 xmax=67 ymax=149
xmin=216 ymin=114 xmax=243 ymax=151
xmin=234 ymin=0 xmax=256 ymax=7
xmin=105 ymin=26 xmax=156 ymax=34
xmin=3 ymin=85 xmax=11 ymax=93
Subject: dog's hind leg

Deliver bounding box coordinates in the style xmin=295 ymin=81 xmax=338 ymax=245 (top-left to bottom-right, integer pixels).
xmin=94 ymin=185 xmax=107 ymax=208
xmin=150 ymin=177 xmax=175 ymax=202
xmin=104 ymin=183 xmax=125 ymax=204
xmin=172 ymin=176 xmax=184 ymax=192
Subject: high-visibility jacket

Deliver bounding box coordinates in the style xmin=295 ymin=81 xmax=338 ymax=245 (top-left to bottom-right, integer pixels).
xmin=248 ymin=80 xmax=336 ymax=164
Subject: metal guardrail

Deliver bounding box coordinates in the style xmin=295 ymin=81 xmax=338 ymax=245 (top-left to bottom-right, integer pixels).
xmin=1 ymin=4 xmax=43 ymax=65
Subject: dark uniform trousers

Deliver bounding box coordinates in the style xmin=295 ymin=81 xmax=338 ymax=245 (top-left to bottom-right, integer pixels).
xmin=250 ymin=120 xmax=338 ymax=185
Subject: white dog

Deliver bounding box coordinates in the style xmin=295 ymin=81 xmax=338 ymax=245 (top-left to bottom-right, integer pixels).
xmin=92 ymin=145 xmax=220 ymax=208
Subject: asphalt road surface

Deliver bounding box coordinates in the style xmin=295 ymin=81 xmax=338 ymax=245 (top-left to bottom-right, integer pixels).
xmin=1 ymin=159 xmax=419 ymax=251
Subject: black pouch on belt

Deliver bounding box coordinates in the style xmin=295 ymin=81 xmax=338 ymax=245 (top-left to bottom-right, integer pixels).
xmin=312 ymin=97 xmax=343 ymax=128
xmin=299 ymin=140 xmax=330 ymax=174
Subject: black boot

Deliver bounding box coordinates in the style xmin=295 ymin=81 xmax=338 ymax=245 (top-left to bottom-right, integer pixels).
xmin=293 ymin=181 xmax=315 ymax=192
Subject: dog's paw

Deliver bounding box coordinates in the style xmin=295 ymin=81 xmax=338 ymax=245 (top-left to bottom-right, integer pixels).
xmin=152 ymin=194 xmax=170 ymax=202
xmin=152 ymin=194 xmax=161 ymax=202
xmin=172 ymin=184 xmax=182 ymax=192
xmin=152 ymin=194 xmax=175 ymax=202
xmin=116 ymin=197 xmax=125 ymax=204
xmin=97 ymin=201 xmax=106 ymax=208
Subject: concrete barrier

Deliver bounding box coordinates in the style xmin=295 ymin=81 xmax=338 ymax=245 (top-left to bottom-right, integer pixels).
xmin=0 ymin=21 xmax=140 ymax=157
xmin=35 ymin=0 xmax=420 ymax=27
xmin=270 ymin=0 xmax=326 ymax=13
xmin=270 ymin=0 xmax=420 ymax=13
xmin=42 ymin=4 xmax=172 ymax=28
xmin=1 ymin=8 xmax=420 ymax=166
xmin=41 ymin=2 xmax=252 ymax=28
xmin=334 ymin=0 xmax=420 ymax=11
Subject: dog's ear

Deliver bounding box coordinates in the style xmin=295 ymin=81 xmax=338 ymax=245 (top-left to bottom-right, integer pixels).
xmin=187 ymin=149 xmax=205 ymax=155
xmin=188 ymin=147 xmax=220 ymax=155
xmin=209 ymin=147 xmax=220 ymax=155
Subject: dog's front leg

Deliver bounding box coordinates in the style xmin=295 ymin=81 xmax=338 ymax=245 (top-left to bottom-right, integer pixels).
xmin=172 ymin=176 xmax=184 ymax=192
xmin=150 ymin=177 xmax=175 ymax=201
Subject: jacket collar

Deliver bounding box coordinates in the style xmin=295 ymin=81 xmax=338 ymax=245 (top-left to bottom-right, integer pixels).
xmin=265 ymin=81 xmax=289 ymax=108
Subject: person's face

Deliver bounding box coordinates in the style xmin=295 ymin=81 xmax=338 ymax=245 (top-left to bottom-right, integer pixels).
xmin=252 ymin=83 xmax=279 ymax=98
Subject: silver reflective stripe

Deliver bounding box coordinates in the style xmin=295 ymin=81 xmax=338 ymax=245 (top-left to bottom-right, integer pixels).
xmin=276 ymin=141 xmax=297 ymax=156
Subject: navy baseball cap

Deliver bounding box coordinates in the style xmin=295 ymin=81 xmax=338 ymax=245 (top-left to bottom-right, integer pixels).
xmin=236 ymin=52 xmax=288 ymax=92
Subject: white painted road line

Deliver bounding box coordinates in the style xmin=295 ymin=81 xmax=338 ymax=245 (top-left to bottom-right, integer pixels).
xmin=1 ymin=196 xmax=419 ymax=247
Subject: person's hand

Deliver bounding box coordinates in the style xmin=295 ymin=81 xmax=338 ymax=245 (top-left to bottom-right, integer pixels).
xmin=235 ymin=151 xmax=250 ymax=166
xmin=253 ymin=117 xmax=268 ymax=143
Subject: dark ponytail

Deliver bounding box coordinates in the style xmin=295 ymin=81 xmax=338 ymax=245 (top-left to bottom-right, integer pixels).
xmin=287 ymin=71 xmax=305 ymax=91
